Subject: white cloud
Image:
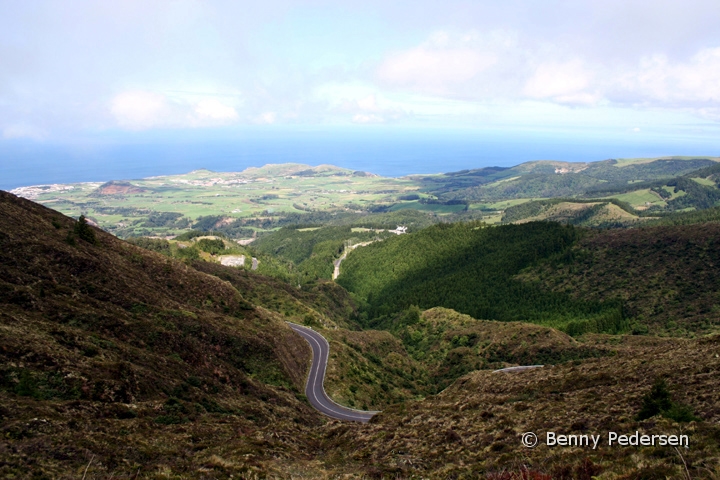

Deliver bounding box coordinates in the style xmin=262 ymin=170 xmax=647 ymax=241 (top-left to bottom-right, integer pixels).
xmin=254 ymin=112 xmax=277 ymax=124
xmin=356 ymin=94 xmax=379 ymax=111
xmin=110 ymin=91 xmax=173 ymax=129
xmin=377 ymin=47 xmax=496 ymax=94
xmin=110 ymin=90 xmax=239 ymax=129
xmin=372 ymin=29 xmax=720 ymax=121
xmin=376 ymin=31 xmax=501 ymax=95
xmin=352 ymin=113 xmax=385 ymax=124
xmin=619 ymin=48 xmax=720 ymax=107
xmin=194 ymin=99 xmax=239 ymax=121
xmin=522 ymin=60 xmax=601 ymax=105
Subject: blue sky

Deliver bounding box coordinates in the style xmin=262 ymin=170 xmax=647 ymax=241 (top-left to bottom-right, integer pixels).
xmin=2 ymin=0 xmax=720 ymax=171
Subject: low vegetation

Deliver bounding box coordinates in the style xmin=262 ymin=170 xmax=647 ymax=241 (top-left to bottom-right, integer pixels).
xmin=3 ymin=152 xmax=720 ymax=477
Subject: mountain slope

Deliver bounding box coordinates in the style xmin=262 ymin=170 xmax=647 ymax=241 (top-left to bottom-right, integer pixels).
xmin=0 ymin=191 xmax=321 ymax=477
xmin=326 ymin=334 xmax=720 ymax=478
xmin=518 ymin=222 xmax=720 ymax=335
xmin=337 ymin=221 xmax=624 ymax=334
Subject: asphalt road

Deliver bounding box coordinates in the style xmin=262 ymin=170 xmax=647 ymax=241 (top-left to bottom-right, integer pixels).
xmin=288 ymin=322 xmax=378 ymax=423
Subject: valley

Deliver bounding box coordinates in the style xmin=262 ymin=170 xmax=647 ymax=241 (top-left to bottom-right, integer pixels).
xmin=2 ymin=155 xmax=720 ymax=478
xmin=7 ymin=2 xmax=720 ymax=477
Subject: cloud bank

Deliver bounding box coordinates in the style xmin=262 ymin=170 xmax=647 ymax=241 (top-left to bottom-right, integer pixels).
xmin=2 ymin=0 xmax=720 ymax=136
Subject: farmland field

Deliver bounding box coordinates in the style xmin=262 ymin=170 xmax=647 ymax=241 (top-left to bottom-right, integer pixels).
xmin=10 ymin=156 xmax=720 ymax=238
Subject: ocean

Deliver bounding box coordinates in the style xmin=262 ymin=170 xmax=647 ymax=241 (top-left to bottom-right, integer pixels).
xmin=2 ymin=126 xmax=719 ymax=190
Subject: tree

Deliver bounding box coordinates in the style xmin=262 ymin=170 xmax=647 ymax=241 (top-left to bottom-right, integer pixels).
xmin=637 ymin=378 xmax=698 ymax=422
xmin=74 ymin=215 xmax=97 ymax=245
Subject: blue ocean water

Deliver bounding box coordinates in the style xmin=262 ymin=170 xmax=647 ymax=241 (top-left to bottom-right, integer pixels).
xmin=2 ymin=127 xmax=719 ymax=190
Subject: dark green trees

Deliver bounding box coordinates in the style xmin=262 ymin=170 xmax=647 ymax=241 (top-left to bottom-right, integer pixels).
xmin=74 ymin=215 xmax=97 ymax=245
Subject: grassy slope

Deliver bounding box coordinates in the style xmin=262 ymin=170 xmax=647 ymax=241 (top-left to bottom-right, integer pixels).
xmin=190 ymin=260 xmax=361 ymax=330
xmin=326 ymin=334 xmax=720 ymax=478
xmin=396 ymin=307 xmax=607 ymax=392
xmin=5 ymin=189 xmax=720 ymax=477
xmin=0 ymin=191 xmax=322 ymax=477
xmin=322 ymin=329 xmax=428 ymax=410
xmin=507 ymin=201 xmax=644 ymax=227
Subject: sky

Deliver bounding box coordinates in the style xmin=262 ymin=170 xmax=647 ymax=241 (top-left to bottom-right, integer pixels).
xmin=2 ymin=0 xmax=720 ymax=184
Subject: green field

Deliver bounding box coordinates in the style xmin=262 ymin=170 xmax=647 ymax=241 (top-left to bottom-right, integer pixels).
xmin=607 ymin=189 xmax=666 ymax=208
xmin=614 ymin=156 xmax=720 ymax=167
xmin=691 ymin=177 xmax=716 ymax=186
xmin=10 ymin=156 xmax=720 ymax=238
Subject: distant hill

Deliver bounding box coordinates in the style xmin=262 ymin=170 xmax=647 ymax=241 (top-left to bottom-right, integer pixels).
xmin=434 ymin=157 xmax=719 ymax=202
xmin=92 ymin=180 xmax=147 ymax=195
xmin=11 ymin=156 xmax=720 ymax=239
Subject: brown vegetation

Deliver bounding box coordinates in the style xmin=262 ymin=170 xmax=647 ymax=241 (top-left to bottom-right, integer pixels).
xmin=2 ymin=190 xmax=719 ymax=478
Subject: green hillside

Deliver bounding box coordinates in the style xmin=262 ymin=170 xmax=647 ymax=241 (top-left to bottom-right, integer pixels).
xmin=519 ymin=222 xmax=720 ymax=335
xmin=3 ymin=187 xmax=720 ymax=478
xmin=337 ymin=221 xmax=625 ymax=334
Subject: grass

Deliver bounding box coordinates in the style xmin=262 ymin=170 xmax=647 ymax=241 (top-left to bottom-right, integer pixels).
xmin=469 ymin=198 xmax=539 ymax=210
xmin=3 ymin=189 xmax=720 ymax=478
xmin=662 ymin=185 xmax=688 ymax=200
xmin=325 ymin=333 xmax=720 ymax=479
xmin=19 ymin=165 xmax=422 ymax=237
xmin=14 ymin=159 xmax=720 ymax=240
xmin=607 ymin=188 xmax=666 ymax=208
xmin=691 ymin=177 xmax=716 ymax=186
xmin=614 ymin=156 xmax=720 ymax=167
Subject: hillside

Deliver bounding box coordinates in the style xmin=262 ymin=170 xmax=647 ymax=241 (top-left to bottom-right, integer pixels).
xmin=337 ymin=221 xmax=624 ymax=334
xmin=3 ymin=188 xmax=720 ymax=477
xmin=325 ymin=334 xmax=720 ymax=478
xmin=251 ymin=226 xmax=391 ymax=282
xmin=518 ymin=222 xmax=720 ymax=335
xmin=0 ymin=191 xmax=322 ymax=477
xmin=502 ymin=199 xmax=644 ymax=227
xmin=438 ymin=157 xmax=719 ymax=202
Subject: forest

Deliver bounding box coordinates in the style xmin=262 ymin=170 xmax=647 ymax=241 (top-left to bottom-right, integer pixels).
xmin=337 ymin=221 xmax=625 ymax=335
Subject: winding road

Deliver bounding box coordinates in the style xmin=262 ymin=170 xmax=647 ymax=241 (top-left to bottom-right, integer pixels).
xmin=288 ymin=322 xmax=379 ymax=423
xmin=288 ymin=322 xmax=543 ymax=423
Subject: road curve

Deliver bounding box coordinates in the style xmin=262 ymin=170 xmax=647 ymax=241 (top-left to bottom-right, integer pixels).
xmin=288 ymin=322 xmax=379 ymax=423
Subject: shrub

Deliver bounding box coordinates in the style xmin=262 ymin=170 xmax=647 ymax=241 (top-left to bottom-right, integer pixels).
xmin=74 ymin=215 xmax=97 ymax=244
xmin=637 ymin=378 xmax=698 ymax=422
xmin=196 ymin=238 xmax=226 ymax=255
